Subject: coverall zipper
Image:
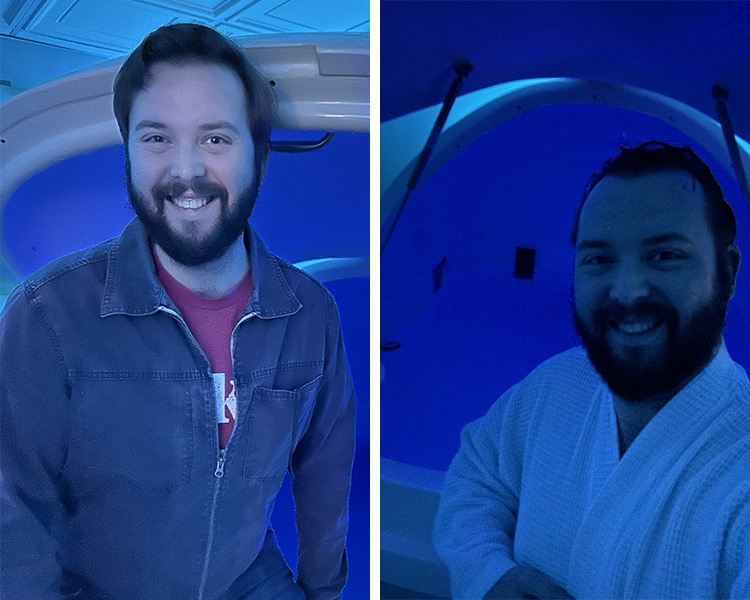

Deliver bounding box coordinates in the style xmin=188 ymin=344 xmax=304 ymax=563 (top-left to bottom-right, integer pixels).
xmin=183 ymin=308 xmax=257 ymax=599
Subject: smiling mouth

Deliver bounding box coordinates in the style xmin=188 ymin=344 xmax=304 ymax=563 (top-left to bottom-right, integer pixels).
xmin=611 ymin=318 xmax=663 ymax=334
xmin=166 ymin=195 xmax=216 ymax=209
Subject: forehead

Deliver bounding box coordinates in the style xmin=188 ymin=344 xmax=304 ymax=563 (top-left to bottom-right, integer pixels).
xmin=130 ymin=61 xmax=248 ymax=128
xmin=577 ymin=169 xmax=714 ymax=246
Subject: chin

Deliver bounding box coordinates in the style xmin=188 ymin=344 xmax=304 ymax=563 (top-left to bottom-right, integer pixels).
xmin=126 ymin=179 xmax=259 ymax=268
xmin=574 ymin=305 xmax=724 ymax=402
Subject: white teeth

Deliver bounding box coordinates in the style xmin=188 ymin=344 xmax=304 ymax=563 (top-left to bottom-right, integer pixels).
xmin=174 ymin=197 xmax=208 ymax=209
xmin=616 ymin=320 xmax=656 ymax=334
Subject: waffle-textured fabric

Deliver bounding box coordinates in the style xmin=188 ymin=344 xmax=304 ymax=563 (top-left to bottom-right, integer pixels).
xmin=434 ymin=343 xmax=750 ymax=599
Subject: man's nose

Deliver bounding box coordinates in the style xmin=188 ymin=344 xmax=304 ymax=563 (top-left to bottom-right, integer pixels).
xmin=170 ymin=144 xmax=206 ymax=180
xmin=609 ymin=261 xmax=650 ymax=304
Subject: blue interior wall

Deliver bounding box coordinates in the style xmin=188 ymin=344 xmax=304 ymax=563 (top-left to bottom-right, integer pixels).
xmin=381 ymin=102 xmax=750 ymax=472
xmin=4 ymin=132 xmax=368 ymax=274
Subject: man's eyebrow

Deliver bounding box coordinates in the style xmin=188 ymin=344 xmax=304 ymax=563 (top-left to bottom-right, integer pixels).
xmin=134 ymin=120 xmax=168 ymax=131
xmin=576 ymin=240 xmax=610 ymax=251
xmin=132 ymin=121 xmax=242 ymax=135
xmin=643 ymin=233 xmax=693 ymax=245
xmin=199 ymin=121 xmax=241 ymax=135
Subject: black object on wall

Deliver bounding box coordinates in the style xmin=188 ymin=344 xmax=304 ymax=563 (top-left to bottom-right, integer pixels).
xmin=514 ymin=247 xmax=536 ymax=279
xmin=432 ymin=256 xmax=448 ymax=292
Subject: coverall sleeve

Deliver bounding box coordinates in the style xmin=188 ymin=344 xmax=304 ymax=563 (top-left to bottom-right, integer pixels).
xmin=0 ymin=285 xmax=70 ymax=599
xmin=290 ymin=295 xmax=355 ymax=600
xmin=433 ymin=384 xmax=528 ymax=600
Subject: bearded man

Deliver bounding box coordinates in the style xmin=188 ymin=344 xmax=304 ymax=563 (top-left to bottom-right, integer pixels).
xmin=434 ymin=142 xmax=750 ymax=600
xmin=0 ymin=24 xmax=355 ymax=600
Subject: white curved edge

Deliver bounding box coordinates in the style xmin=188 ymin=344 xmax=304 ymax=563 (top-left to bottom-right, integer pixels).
xmin=380 ymin=457 xmax=451 ymax=598
xmin=0 ymin=255 xmax=371 ymax=312
xmin=0 ymin=33 xmax=370 ymax=211
xmin=293 ymin=256 xmax=369 ymax=282
xmin=381 ymin=78 xmax=750 ymax=227
xmin=380 ymin=79 xmax=553 ymax=204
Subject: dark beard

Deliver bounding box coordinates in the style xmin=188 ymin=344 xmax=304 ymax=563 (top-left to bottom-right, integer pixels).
xmin=125 ymin=157 xmax=259 ymax=266
xmin=574 ymin=295 xmax=726 ymax=401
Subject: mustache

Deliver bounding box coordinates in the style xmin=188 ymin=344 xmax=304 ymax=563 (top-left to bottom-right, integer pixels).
xmin=594 ymin=298 xmax=673 ymax=322
xmin=152 ymin=178 xmax=228 ymax=203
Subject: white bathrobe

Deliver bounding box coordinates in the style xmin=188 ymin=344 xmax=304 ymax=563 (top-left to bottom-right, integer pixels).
xmin=434 ymin=342 xmax=750 ymax=599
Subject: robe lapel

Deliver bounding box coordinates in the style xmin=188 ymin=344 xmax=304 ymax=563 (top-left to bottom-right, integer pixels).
xmin=567 ymin=344 xmax=737 ymax=598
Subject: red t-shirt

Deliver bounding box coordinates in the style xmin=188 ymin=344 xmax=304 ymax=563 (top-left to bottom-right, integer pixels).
xmin=154 ymin=253 xmax=253 ymax=449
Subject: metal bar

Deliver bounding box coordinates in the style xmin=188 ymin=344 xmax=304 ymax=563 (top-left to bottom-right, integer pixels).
xmin=271 ymin=132 xmax=335 ymax=153
xmin=381 ymin=62 xmax=473 ymax=255
xmin=712 ymin=85 xmax=750 ymax=216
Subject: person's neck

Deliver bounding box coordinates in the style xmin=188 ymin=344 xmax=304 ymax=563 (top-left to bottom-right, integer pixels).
xmin=154 ymin=235 xmax=249 ymax=298
xmin=613 ymin=393 xmax=671 ymax=457
xmin=613 ymin=341 xmax=722 ymax=456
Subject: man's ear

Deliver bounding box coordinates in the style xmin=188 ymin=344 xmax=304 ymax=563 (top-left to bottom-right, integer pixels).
xmin=726 ymin=243 xmax=741 ymax=300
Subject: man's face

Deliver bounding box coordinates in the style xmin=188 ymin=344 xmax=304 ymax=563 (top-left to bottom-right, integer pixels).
xmin=126 ymin=61 xmax=259 ymax=266
xmin=573 ymin=169 xmax=726 ymax=401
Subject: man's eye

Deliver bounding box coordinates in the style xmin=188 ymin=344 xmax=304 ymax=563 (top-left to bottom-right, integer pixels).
xmin=144 ymin=135 xmax=166 ymax=144
xmin=652 ymin=250 xmax=683 ymax=262
xmin=206 ymin=136 xmax=230 ymax=145
xmin=583 ymin=255 xmax=613 ymax=265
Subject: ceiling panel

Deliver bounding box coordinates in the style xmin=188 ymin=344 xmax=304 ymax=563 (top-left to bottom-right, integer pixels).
xmin=0 ymin=33 xmax=102 ymax=93
xmin=265 ymin=0 xmax=369 ymax=32
xmin=25 ymin=0 xmax=181 ymax=54
xmin=0 ymin=0 xmax=369 ymax=95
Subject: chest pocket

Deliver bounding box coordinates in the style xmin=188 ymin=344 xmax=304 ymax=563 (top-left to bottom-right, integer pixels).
xmin=242 ymin=375 xmax=322 ymax=480
xmin=66 ymin=377 xmax=195 ymax=491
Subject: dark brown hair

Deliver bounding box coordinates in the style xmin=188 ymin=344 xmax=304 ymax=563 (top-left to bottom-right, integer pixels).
xmin=113 ymin=23 xmax=276 ymax=163
xmin=572 ymin=141 xmax=739 ymax=301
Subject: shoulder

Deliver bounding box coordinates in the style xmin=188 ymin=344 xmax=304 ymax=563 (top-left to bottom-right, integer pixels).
xmin=1 ymin=240 xmax=115 ymax=359
xmin=3 ymin=238 xmax=116 ymax=318
xmin=514 ymin=346 xmax=601 ymax=400
xmin=479 ymin=347 xmax=602 ymax=435
xmin=273 ymin=256 xmax=341 ymax=325
xmin=729 ymin=360 xmax=750 ymax=408
xmin=19 ymin=238 xmax=115 ymax=297
xmin=277 ymin=256 xmax=334 ymax=300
